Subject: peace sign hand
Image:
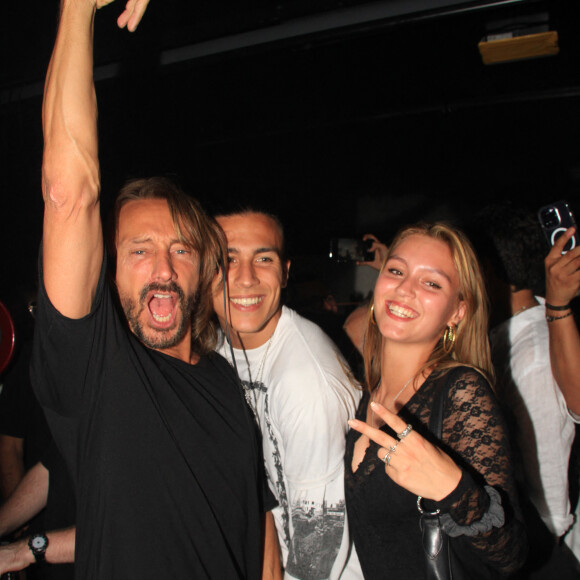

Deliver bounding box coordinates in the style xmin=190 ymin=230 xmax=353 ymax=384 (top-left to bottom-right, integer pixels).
xmin=349 ymin=402 xmax=461 ymax=502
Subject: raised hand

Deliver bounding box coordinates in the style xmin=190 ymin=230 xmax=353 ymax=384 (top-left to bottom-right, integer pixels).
xmin=348 ymin=401 xmax=461 ymax=501
xmin=96 ymin=0 xmax=151 ymax=31
xmin=356 ymin=234 xmax=388 ymax=270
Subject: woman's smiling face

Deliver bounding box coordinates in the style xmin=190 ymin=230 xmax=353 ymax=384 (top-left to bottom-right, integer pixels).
xmin=373 ymin=234 xmax=465 ymax=348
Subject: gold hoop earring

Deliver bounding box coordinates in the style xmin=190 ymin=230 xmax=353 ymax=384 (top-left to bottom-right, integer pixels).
xmin=443 ymin=325 xmax=456 ymax=354
xmin=370 ymin=303 xmax=377 ymax=325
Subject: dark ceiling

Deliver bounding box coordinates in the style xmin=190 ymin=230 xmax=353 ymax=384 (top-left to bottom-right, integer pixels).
xmin=1 ymin=0 xmax=580 ymax=312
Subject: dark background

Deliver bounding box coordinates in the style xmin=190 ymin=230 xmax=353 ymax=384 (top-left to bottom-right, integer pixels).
xmin=1 ymin=0 xmax=580 ymax=322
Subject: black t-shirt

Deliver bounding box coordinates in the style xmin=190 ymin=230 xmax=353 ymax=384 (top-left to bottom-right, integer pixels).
xmin=37 ymin=441 xmax=76 ymax=580
xmin=31 ymin=253 xmax=267 ymax=579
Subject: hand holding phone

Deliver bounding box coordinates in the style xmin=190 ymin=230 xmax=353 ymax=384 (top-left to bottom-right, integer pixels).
xmin=538 ymin=201 xmax=578 ymax=253
xmin=358 ymin=234 xmax=388 ymax=270
xmin=544 ymin=226 xmax=580 ymax=305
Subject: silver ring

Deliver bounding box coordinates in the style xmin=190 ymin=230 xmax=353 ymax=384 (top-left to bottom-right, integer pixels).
xmin=397 ymin=424 xmax=413 ymax=440
xmin=387 ymin=443 xmax=398 ymax=453
xmin=381 ymin=452 xmax=392 ymax=466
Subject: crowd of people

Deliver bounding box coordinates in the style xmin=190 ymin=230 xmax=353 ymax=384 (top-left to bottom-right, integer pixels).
xmin=0 ymin=0 xmax=579 ymax=579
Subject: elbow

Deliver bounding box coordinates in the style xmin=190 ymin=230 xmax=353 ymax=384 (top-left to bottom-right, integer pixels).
xmin=42 ymin=161 xmax=100 ymax=217
xmin=44 ymin=179 xmax=100 ymax=220
xmin=42 ymin=128 xmax=100 ymax=212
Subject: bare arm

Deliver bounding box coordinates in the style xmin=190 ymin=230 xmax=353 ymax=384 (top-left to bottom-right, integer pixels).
xmin=0 ymin=462 xmax=49 ymax=538
xmin=42 ymin=0 xmax=149 ymax=319
xmin=343 ymin=304 xmax=368 ymax=356
xmin=544 ymin=228 xmax=580 ymax=414
xmin=42 ymin=0 xmax=102 ymax=318
xmin=0 ymin=436 xmax=24 ymax=501
xmin=261 ymin=511 xmax=282 ymax=580
xmin=0 ymin=527 xmax=75 ymax=575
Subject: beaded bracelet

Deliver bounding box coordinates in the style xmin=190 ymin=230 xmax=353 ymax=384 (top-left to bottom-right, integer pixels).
xmin=545 ymin=302 xmax=571 ymax=311
xmin=546 ymin=312 xmax=573 ymax=323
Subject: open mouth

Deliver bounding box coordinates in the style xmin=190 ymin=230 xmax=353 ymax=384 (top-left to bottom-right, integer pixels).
xmin=230 ymin=296 xmax=263 ymax=307
xmin=387 ymin=301 xmax=417 ymax=319
xmin=148 ymin=292 xmax=177 ymax=325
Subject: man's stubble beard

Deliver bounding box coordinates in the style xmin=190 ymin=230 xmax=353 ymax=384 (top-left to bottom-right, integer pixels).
xmin=120 ymin=281 xmax=197 ymax=350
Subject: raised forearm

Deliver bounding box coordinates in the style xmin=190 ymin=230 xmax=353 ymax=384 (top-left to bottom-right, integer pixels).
xmin=42 ymin=0 xmax=100 ymax=207
xmin=41 ymin=0 xmax=103 ymax=319
xmin=544 ymin=230 xmax=580 ymax=414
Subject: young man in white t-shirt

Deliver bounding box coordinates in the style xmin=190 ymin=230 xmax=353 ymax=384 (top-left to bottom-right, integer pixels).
xmin=213 ymin=211 xmax=362 ymax=580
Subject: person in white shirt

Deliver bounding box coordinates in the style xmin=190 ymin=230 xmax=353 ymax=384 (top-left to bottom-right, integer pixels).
xmin=475 ymin=202 xmax=580 ymax=576
xmin=213 ymin=210 xmax=363 ymax=579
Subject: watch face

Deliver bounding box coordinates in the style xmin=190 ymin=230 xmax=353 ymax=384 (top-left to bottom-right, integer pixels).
xmin=31 ymin=536 xmax=47 ymax=550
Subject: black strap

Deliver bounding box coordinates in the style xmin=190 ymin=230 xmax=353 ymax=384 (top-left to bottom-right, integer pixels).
xmin=429 ymin=371 xmax=450 ymax=438
xmin=422 ymin=368 xmax=458 ymax=580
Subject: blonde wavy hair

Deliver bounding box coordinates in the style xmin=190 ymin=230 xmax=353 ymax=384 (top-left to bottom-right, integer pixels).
xmin=363 ymin=222 xmax=494 ymax=392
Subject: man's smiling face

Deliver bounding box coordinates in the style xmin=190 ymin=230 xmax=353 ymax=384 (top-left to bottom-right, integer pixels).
xmin=115 ymin=198 xmax=199 ymax=359
xmin=213 ymin=212 xmax=290 ymax=350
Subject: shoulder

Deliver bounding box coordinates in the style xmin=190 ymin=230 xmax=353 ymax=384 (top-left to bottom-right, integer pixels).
xmin=274 ymin=309 xmax=352 ymax=378
xmin=434 ymin=367 xmax=505 ymax=435
xmin=492 ymin=307 xmax=554 ymax=380
xmin=444 ymin=365 xmax=491 ymax=388
xmin=438 ymin=366 xmax=495 ymax=407
xmin=512 ymin=307 xmax=548 ymax=344
xmin=279 ymin=306 xmax=329 ymax=338
xmin=276 ymin=307 xmax=344 ymax=362
xmin=268 ymin=309 xmax=361 ymax=404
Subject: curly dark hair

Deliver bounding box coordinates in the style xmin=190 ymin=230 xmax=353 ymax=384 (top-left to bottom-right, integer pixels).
xmin=472 ymin=201 xmax=546 ymax=297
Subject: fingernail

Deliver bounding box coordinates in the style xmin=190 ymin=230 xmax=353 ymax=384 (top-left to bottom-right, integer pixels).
xmin=348 ymin=419 xmax=358 ymax=427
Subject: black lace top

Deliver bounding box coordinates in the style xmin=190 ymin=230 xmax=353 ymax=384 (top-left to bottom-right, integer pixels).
xmin=345 ymin=366 xmax=527 ymax=579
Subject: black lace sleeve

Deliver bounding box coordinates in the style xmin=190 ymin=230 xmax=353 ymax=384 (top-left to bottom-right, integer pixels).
xmin=428 ymin=368 xmax=527 ymax=575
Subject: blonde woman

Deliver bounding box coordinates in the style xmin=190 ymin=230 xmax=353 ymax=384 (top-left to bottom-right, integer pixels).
xmin=345 ymin=223 xmax=527 ymax=579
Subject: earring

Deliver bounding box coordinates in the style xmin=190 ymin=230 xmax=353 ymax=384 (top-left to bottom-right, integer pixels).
xmin=370 ymin=303 xmax=377 ymax=325
xmin=443 ymin=325 xmax=456 ymax=354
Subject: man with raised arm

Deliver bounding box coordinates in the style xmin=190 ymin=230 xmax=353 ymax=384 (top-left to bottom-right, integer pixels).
xmin=30 ymin=1 xmax=275 ymax=578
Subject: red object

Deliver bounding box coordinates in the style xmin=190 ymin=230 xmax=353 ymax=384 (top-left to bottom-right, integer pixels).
xmin=0 ymin=301 xmax=16 ymax=375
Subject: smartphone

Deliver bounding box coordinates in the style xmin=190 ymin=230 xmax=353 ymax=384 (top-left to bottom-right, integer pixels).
xmin=538 ymin=200 xmax=578 ymax=253
xmin=329 ymin=238 xmax=374 ymax=263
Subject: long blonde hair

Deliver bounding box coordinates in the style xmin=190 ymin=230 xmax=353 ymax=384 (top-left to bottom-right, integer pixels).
xmin=363 ymin=223 xmax=494 ymax=392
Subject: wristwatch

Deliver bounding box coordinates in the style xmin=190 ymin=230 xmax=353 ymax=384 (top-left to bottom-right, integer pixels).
xmin=28 ymin=533 xmax=49 ymax=563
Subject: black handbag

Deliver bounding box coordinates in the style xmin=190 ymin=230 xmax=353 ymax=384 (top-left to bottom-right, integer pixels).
xmin=418 ymin=374 xmax=496 ymax=580
xmin=419 ymin=499 xmax=458 ymax=580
